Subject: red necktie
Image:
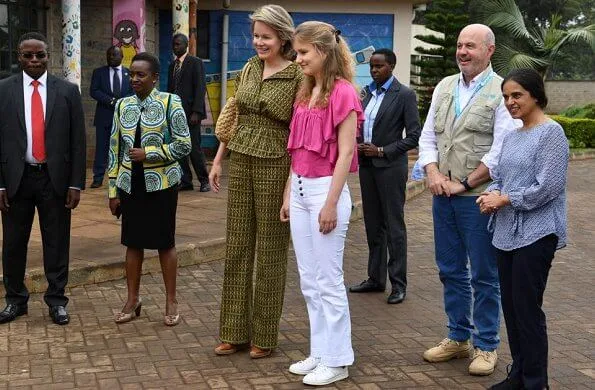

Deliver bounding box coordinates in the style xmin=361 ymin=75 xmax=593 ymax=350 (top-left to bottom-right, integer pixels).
xmin=31 ymin=80 xmax=46 ymax=162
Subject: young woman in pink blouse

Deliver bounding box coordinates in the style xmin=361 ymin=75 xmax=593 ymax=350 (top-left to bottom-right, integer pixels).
xmin=280 ymin=21 xmax=364 ymax=386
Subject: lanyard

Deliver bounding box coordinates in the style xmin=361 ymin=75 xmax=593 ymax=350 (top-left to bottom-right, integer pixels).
xmin=454 ymin=71 xmax=494 ymax=118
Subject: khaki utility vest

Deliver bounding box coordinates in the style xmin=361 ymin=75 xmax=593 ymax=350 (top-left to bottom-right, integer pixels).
xmin=433 ymin=66 xmax=503 ymax=195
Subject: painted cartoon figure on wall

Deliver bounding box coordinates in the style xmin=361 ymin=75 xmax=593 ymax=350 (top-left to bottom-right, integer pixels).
xmin=113 ymin=20 xmax=139 ymax=68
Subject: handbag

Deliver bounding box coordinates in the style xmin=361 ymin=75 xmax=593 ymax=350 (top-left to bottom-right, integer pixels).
xmin=215 ymin=62 xmax=249 ymax=144
xmin=215 ymin=96 xmax=238 ymax=144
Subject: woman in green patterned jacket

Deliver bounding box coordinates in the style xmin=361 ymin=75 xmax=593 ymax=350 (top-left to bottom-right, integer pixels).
xmin=209 ymin=5 xmax=302 ymax=358
xmin=108 ymin=52 xmax=191 ymax=327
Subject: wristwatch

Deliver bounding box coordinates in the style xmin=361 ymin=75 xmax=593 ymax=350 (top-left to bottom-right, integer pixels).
xmin=461 ymin=176 xmax=473 ymax=191
xmin=377 ymin=146 xmax=384 ymax=158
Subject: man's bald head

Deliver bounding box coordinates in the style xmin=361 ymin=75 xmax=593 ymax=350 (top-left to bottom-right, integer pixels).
xmin=456 ymin=24 xmax=496 ymax=83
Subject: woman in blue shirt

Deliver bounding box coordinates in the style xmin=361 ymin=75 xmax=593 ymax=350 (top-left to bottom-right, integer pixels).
xmin=477 ymin=68 xmax=569 ymax=390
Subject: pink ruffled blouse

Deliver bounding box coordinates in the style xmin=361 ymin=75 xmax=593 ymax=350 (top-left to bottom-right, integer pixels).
xmin=288 ymin=79 xmax=364 ymax=178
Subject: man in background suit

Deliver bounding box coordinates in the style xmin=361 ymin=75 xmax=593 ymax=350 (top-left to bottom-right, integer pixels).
xmin=167 ymin=33 xmax=210 ymax=192
xmin=349 ymin=49 xmax=421 ymax=304
xmin=0 ymin=32 xmax=86 ymax=325
xmin=89 ymin=46 xmax=132 ymax=188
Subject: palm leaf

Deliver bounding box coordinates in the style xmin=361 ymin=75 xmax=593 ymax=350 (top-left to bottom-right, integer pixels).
xmin=492 ymin=44 xmax=550 ymax=76
xmin=477 ymin=0 xmax=534 ymax=42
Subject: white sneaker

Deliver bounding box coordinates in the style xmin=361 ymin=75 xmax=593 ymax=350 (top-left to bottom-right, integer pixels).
xmin=302 ymin=364 xmax=348 ymax=386
xmin=289 ymin=356 xmax=321 ymax=375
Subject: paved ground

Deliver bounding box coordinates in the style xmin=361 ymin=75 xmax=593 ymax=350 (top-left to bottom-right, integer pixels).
xmin=0 ymin=159 xmax=593 ymax=389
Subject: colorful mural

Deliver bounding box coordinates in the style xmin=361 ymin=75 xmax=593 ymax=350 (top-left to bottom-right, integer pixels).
xmin=159 ymin=10 xmax=394 ymax=148
xmin=61 ymin=0 xmax=81 ymax=86
xmin=113 ymin=0 xmax=145 ymax=68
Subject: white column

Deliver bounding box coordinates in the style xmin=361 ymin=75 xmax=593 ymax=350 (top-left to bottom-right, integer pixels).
xmin=61 ymin=0 xmax=81 ymax=88
xmin=173 ymin=0 xmax=190 ymax=36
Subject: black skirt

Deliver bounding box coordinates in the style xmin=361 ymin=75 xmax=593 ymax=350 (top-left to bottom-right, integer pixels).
xmin=119 ymin=120 xmax=178 ymax=250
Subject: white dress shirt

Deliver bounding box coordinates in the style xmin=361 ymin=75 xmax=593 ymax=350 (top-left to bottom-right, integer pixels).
xmin=418 ymin=69 xmax=521 ymax=175
xmin=23 ymin=71 xmax=48 ymax=164
xmin=109 ymin=65 xmax=123 ymax=93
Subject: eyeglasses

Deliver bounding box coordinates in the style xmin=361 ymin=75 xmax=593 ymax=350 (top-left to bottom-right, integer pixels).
xmin=20 ymin=52 xmax=47 ymax=59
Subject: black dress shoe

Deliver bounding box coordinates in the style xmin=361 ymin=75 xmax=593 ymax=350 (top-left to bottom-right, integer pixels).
xmin=489 ymin=376 xmax=524 ymax=389
xmin=199 ymin=182 xmax=211 ymax=192
xmin=349 ymin=280 xmax=385 ymax=293
xmin=0 ymin=304 xmax=28 ymax=324
xmin=90 ymin=181 xmax=102 ymax=188
xmin=49 ymin=305 xmax=69 ymax=325
xmin=178 ymin=183 xmax=194 ymax=191
xmin=387 ymin=290 xmax=406 ymax=304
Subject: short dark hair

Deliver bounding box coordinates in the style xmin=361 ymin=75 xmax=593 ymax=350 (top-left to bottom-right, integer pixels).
xmin=502 ymin=68 xmax=548 ymax=109
xmin=107 ymin=45 xmax=120 ymax=54
xmin=131 ymin=52 xmax=161 ymax=74
xmin=18 ymin=32 xmax=48 ymax=50
xmin=172 ymin=33 xmax=189 ymax=45
xmin=372 ymin=48 xmax=396 ymax=67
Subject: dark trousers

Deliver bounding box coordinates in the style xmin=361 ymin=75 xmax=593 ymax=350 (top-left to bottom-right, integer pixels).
xmin=92 ymin=124 xmax=111 ymax=183
xmin=359 ymin=162 xmax=408 ymax=292
xmin=179 ymin=121 xmax=209 ymax=186
xmin=497 ymin=234 xmax=558 ymax=390
xmin=1 ymin=166 xmax=71 ymax=307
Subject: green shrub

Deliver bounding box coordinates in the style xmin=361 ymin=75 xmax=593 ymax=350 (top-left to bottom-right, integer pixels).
xmin=560 ymin=103 xmax=595 ymax=119
xmin=549 ymin=115 xmax=595 ymax=148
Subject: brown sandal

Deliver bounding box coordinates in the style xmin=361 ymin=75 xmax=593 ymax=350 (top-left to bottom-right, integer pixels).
xmin=214 ymin=342 xmax=248 ymax=355
xmin=249 ymin=345 xmax=272 ymax=359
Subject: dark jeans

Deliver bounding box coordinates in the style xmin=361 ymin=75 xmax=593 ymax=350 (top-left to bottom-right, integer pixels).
xmin=179 ymin=121 xmax=209 ymax=186
xmin=497 ymin=234 xmax=558 ymax=390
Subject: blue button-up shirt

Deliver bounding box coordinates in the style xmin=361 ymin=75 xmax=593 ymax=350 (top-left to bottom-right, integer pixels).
xmin=363 ymin=76 xmax=394 ymax=143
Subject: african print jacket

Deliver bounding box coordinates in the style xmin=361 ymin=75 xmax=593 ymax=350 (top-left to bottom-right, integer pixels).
xmin=108 ymin=89 xmax=191 ymax=198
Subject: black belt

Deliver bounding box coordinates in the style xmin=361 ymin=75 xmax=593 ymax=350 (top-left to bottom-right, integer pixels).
xmin=25 ymin=163 xmax=48 ymax=172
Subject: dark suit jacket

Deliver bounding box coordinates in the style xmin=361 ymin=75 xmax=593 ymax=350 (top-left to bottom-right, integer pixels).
xmin=90 ymin=65 xmax=132 ymax=127
xmin=0 ymin=73 xmax=87 ymax=198
xmin=359 ymin=79 xmax=421 ymax=167
xmin=167 ymin=55 xmax=207 ymax=120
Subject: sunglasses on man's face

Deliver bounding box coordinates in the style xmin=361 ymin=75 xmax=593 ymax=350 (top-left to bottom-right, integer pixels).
xmin=20 ymin=52 xmax=47 ymax=59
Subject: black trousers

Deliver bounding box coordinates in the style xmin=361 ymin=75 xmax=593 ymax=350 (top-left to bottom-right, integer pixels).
xmin=1 ymin=166 xmax=71 ymax=307
xmin=92 ymin=124 xmax=110 ymax=183
xmin=496 ymin=234 xmax=558 ymax=390
xmin=359 ymin=162 xmax=408 ymax=292
xmin=179 ymin=120 xmax=209 ymax=186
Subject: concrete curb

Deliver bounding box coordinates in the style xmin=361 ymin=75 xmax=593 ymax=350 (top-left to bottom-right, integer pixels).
xmin=23 ymin=181 xmax=428 ymax=292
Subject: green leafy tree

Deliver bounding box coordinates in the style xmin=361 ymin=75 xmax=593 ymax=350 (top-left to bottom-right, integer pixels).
xmin=410 ymin=0 xmax=469 ymax=121
xmin=474 ymin=0 xmax=595 ymax=77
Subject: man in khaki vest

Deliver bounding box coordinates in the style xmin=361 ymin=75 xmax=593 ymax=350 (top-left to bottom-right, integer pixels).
xmin=418 ymin=24 xmax=518 ymax=376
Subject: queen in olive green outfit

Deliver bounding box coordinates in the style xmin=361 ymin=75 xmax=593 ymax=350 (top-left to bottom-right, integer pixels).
xmin=209 ymin=5 xmax=302 ymax=357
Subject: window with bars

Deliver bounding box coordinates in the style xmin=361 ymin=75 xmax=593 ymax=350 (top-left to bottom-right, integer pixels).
xmin=0 ymin=0 xmax=46 ymax=79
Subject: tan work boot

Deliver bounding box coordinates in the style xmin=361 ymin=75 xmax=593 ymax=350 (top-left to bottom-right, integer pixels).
xmin=423 ymin=338 xmax=473 ymax=362
xmin=469 ymin=348 xmax=498 ymax=376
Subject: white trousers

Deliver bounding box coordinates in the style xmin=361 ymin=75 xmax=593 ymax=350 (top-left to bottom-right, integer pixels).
xmin=290 ymin=173 xmax=354 ymax=367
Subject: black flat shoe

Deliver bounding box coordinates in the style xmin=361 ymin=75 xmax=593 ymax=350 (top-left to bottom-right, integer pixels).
xmin=199 ymin=182 xmax=211 ymax=192
xmin=49 ymin=305 xmax=69 ymax=325
xmin=349 ymin=280 xmax=385 ymax=293
xmin=0 ymin=304 xmax=28 ymax=324
xmin=178 ymin=183 xmax=194 ymax=191
xmin=90 ymin=181 xmax=102 ymax=188
xmin=387 ymin=290 xmax=406 ymax=304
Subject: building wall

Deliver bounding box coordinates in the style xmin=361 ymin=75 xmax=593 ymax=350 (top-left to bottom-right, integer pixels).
xmin=46 ymin=0 xmax=160 ymax=166
xmin=545 ymin=81 xmax=595 ymax=114
xmin=197 ymin=0 xmax=415 ymax=84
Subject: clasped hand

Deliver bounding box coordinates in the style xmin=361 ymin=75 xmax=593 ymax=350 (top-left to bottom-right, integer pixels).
xmin=129 ymin=148 xmax=146 ymax=162
xmin=476 ymin=191 xmax=507 ymax=214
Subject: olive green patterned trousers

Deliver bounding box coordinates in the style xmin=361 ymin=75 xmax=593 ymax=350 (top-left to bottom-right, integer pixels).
xmin=219 ymin=151 xmax=291 ymax=349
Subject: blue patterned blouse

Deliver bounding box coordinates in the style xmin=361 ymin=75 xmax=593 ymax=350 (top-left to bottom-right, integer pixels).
xmin=486 ymin=120 xmax=569 ymax=251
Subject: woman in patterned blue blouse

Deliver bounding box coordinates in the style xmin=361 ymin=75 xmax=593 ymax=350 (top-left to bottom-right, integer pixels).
xmin=108 ymin=52 xmax=191 ymax=326
xmin=477 ymin=68 xmax=569 ymax=390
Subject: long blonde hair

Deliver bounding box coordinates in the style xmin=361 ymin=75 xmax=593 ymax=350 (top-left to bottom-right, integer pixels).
xmin=294 ymin=21 xmax=355 ymax=107
xmin=250 ymin=4 xmax=295 ymax=60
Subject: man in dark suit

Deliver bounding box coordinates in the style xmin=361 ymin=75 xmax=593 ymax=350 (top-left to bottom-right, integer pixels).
xmin=167 ymin=33 xmax=210 ymax=192
xmin=89 ymin=46 xmax=132 ymax=188
xmin=349 ymin=49 xmax=421 ymax=304
xmin=0 ymin=32 xmax=86 ymax=325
